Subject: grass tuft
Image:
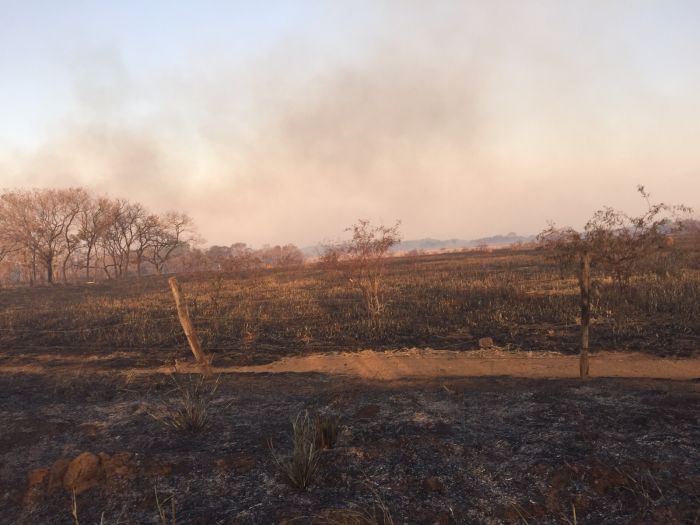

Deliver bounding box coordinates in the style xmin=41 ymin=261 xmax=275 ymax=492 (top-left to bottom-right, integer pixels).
xmin=149 ymin=374 xmax=219 ymax=434
xmin=269 ymin=410 xmax=323 ymax=490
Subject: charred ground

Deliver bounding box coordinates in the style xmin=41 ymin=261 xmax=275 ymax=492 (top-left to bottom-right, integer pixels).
xmin=1 ymin=247 xmax=699 ymax=524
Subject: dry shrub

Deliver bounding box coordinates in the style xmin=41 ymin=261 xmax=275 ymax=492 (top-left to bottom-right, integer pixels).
xmin=149 ymin=374 xmax=219 ymax=434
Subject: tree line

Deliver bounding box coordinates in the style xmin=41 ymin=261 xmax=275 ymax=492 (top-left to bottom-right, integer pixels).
xmin=0 ymin=188 xmax=199 ymax=284
xmin=0 ymin=188 xmax=306 ymax=285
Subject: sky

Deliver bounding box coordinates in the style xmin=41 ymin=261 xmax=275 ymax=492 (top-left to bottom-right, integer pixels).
xmin=1 ymin=0 xmax=699 ymax=247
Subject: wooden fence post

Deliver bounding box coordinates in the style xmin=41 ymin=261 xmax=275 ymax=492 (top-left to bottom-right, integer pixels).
xmin=168 ymin=276 xmax=211 ymax=374
xmin=579 ymin=251 xmax=591 ymax=379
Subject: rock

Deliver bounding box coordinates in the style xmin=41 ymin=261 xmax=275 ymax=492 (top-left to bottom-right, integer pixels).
xmin=63 ymin=452 xmax=103 ymax=494
xmin=478 ymin=337 xmax=495 ymax=349
xmin=423 ymin=476 xmax=445 ymax=493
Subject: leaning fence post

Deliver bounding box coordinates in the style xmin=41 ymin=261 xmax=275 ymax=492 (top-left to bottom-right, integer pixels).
xmin=168 ymin=276 xmax=211 ymax=374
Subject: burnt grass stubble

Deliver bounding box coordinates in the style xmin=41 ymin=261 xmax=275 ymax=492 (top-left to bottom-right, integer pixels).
xmin=0 ymin=247 xmax=699 ymax=523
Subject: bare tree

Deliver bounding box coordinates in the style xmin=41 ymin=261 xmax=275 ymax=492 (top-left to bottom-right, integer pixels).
xmin=538 ymin=186 xmax=690 ymax=378
xmin=78 ymin=196 xmax=114 ymax=281
xmin=133 ymin=213 xmax=160 ymax=277
xmin=584 ymin=186 xmax=689 ymax=287
xmin=0 ymin=189 xmax=81 ymax=284
xmin=59 ymin=188 xmax=89 ymax=283
xmin=323 ymin=219 xmax=401 ymax=321
xmin=0 ymin=198 xmax=21 ymax=266
xmin=99 ymin=200 xmax=147 ymax=278
xmin=148 ymin=212 xmax=198 ymax=274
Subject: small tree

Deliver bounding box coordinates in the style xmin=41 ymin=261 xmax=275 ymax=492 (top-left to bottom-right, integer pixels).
xmin=584 ymin=186 xmax=689 ymax=287
xmin=539 ymin=187 xmax=690 ymax=379
xmin=323 ymin=219 xmax=401 ymax=321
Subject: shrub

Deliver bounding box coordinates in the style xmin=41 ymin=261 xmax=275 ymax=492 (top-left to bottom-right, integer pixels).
xmin=149 ymin=375 xmax=219 ymax=434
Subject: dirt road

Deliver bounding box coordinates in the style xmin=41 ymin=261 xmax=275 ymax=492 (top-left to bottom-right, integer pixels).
xmin=3 ymin=348 xmax=699 ymax=380
xmin=223 ymin=348 xmax=700 ymax=380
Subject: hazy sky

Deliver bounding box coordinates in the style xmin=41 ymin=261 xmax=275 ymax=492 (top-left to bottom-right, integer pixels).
xmin=1 ymin=1 xmax=699 ymax=246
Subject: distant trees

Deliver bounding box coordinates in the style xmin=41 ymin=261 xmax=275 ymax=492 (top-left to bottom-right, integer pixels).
xmin=538 ymin=186 xmax=690 ymax=378
xmin=322 ymin=219 xmax=402 ymax=321
xmin=202 ymin=243 xmax=304 ymax=272
xmin=0 ymin=188 xmax=200 ymax=284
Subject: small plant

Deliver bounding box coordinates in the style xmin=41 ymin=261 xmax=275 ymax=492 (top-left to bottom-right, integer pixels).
xmin=71 ymin=490 xmax=80 ymax=525
xmin=155 ymin=488 xmax=177 ymax=525
xmin=269 ymin=410 xmax=322 ymax=490
xmin=149 ymin=374 xmax=219 ymax=434
xmin=314 ymin=412 xmax=341 ymax=450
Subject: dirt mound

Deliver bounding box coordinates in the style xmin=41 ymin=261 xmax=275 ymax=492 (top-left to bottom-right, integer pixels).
xmin=24 ymin=451 xmax=136 ymax=505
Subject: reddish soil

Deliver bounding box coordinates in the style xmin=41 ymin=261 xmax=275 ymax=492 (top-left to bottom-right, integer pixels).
xmin=2 ymin=348 xmax=698 ymax=381
xmin=223 ymin=348 xmax=700 ymax=380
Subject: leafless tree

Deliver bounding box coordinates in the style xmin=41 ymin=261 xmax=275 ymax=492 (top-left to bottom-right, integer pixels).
xmin=99 ymin=200 xmax=146 ymax=278
xmin=0 ymin=189 xmax=79 ymax=284
xmin=0 ymin=198 xmax=21 ymax=266
xmin=148 ymin=212 xmax=198 ymax=274
xmin=58 ymin=188 xmax=89 ymax=283
xmin=538 ymin=186 xmax=690 ymax=378
xmin=323 ymin=219 xmax=401 ymax=321
xmin=77 ymin=196 xmax=113 ymax=281
xmin=133 ymin=213 xmax=160 ymax=277
xmin=583 ymin=186 xmax=690 ymax=287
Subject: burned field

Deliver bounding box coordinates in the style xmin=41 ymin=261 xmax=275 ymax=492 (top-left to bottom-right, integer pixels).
xmin=2 ymin=372 xmax=699 ymax=524
xmin=1 ymin=247 xmax=699 ymax=367
xmin=1 ymin=248 xmax=699 ymax=523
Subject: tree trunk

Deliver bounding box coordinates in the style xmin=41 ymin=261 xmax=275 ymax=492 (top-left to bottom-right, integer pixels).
xmin=579 ymin=251 xmax=591 ymax=379
xmin=31 ymin=252 xmax=37 ymax=286
xmin=123 ymin=250 xmax=130 ymax=277
xmin=85 ymin=246 xmax=92 ymax=281
xmin=46 ymin=256 xmax=54 ymax=284
xmin=62 ymin=255 xmax=70 ymax=283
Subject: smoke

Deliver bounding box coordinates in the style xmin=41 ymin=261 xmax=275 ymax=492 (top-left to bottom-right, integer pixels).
xmin=1 ymin=1 xmax=699 ymax=245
